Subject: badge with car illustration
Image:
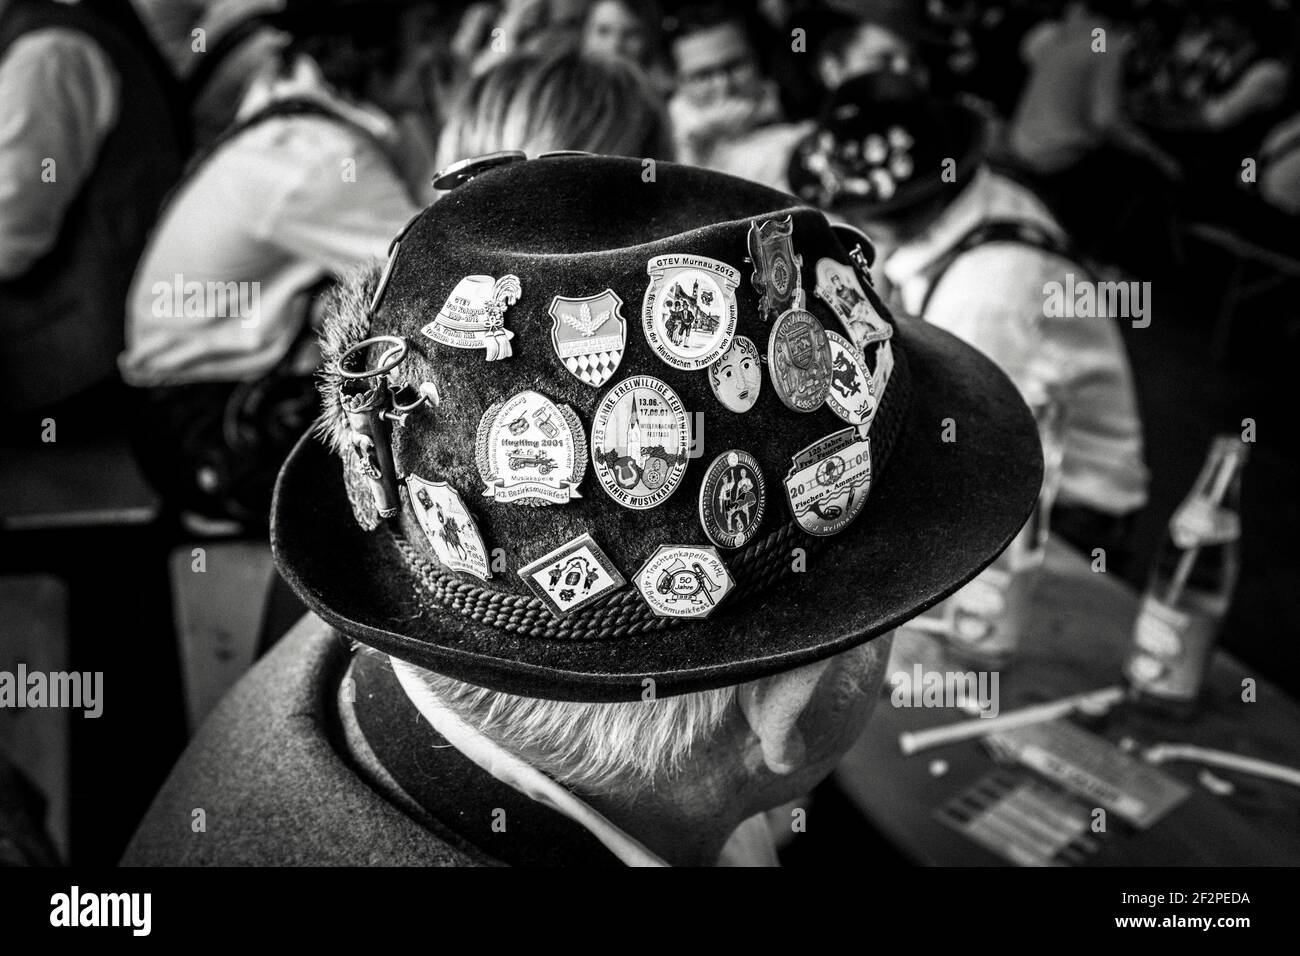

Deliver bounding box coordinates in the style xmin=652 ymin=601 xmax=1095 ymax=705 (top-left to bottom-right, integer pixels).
xmin=421 ymin=273 xmax=522 ymax=360
xmin=707 ymin=335 xmax=762 ymax=413
xmin=406 ymin=475 xmax=492 ymax=580
xmin=824 ymin=329 xmax=878 ymax=428
xmin=699 ymin=450 xmax=766 ymax=550
xmin=747 ymin=216 xmax=804 ymax=323
xmin=635 ymin=545 xmax=735 ymax=619
xmin=547 ymin=288 xmax=627 ymax=387
xmin=590 ymin=375 xmax=690 ymax=510
xmin=784 ymin=427 xmax=872 ymax=536
xmin=518 ymin=533 xmax=626 ymax=618
xmin=767 ymin=308 xmax=833 ymax=412
xmin=476 ymin=390 xmax=586 ymax=506
xmin=813 ymin=258 xmax=891 ymax=351
xmin=642 ymin=254 xmax=739 ymax=370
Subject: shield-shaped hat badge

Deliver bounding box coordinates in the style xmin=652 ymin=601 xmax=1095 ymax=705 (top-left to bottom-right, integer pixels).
xmin=547 ymin=289 xmax=628 ymax=387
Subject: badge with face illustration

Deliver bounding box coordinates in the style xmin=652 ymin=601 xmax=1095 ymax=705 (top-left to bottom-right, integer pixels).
xmin=699 ymin=450 xmax=766 ymax=550
xmin=590 ymin=375 xmax=690 ymax=510
xmin=824 ymin=330 xmax=878 ymax=428
xmin=708 ymin=335 xmax=762 ymax=413
xmin=747 ymin=216 xmax=804 ymax=323
xmin=767 ymin=309 xmax=833 ymax=412
xmin=813 ymin=258 xmax=891 ymax=351
xmin=517 ymin=533 xmax=626 ymax=618
xmin=547 ymin=289 xmax=628 ymax=387
xmin=784 ymin=427 xmax=872 ymax=536
xmin=421 ymin=274 xmax=522 ymax=360
xmin=406 ymin=475 xmax=491 ymax=580
xmin=642 ymin=254 xmax=739 ymax=370
xmin=635 ymin=545 xmax=734 ymax=619
xmin=476 ymin=390 xmax=586 ymax=506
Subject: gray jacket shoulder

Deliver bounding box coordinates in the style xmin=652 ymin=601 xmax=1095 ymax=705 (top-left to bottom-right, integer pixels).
xmin=121 ymin=615 xmax=486 ymax=866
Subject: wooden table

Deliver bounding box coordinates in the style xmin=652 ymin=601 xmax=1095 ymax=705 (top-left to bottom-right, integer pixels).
xmin=835 ymin=537 xmax=1300 ymax=865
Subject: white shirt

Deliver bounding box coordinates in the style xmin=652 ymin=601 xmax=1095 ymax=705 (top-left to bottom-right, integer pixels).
xmin=879 ymin=167 xmax=1148 ymax=516
xmin=0 ymin=28 xmax=120 ymax=280
xmin=119 ymin=55 xmax=420 ymax=386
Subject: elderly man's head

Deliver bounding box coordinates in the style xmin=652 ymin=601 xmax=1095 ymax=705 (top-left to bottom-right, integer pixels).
xmin=396 ymin=633 xmax=893 ymax=820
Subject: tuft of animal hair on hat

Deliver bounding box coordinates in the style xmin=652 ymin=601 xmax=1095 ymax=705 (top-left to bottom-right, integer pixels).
xmin=313 ymin=265 xmax=382 ymax=530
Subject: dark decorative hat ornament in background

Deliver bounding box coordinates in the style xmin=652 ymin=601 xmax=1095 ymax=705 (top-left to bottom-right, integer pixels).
xmin=788 ymin=71 xmax=985 ymax=217
xmin=273 ymin=155 xmax=1041 ymax=702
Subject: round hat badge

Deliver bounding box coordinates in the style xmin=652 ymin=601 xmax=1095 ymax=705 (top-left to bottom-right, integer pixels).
xmin=698 ymin=449 xmax=766 ymax=550
xmin=767 ymin=309 xmax=833 ymax=412
xmin=590 ymin=375 xmax=691 ymax=510
xmin=641 ymin=254 xmax=739 ymax=371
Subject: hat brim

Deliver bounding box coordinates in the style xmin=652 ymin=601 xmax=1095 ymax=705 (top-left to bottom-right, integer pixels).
xmin=272 ymin=315 xmax=1041 ymax=702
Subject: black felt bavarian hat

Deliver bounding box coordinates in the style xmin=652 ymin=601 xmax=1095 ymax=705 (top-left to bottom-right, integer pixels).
xmin=787 ymin=71 xmax=985 ymax=217
xmin=272 ymin=154 xmax=1040 ymax=702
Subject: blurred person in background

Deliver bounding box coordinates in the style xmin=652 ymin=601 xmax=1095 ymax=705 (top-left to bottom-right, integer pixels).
xmin=581 ymin=0 xmax=657 ymax=66
xmin=434 ymin=46 xmax=670 ymax=170
xmin=124 ymin=0 xmax=291 ymax=147
xmin=0 ymin=0 xmax=183 ymax=429
xmin=802 ymin=0 xmax=933 ymax=94
xmin=173 ymin=0 xmax=293 ymax=150
xmin=789 ymin=73 xmax=1149 ymax=568
xmin=452 ymin=0 xmax=591 ymax=76
xmin=665 ymin=2 xmax=812 ymax=190
xmin=1007 ymin=1 xmax=1180 ymax=183
xmin=119 ymin=0 xmax=441 ymax=528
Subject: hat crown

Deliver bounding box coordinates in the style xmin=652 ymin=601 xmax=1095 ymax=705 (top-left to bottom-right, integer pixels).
xmin=327 ymin=156 xmax=907 ymax=640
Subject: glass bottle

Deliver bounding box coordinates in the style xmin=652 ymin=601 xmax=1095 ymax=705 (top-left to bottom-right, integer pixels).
xmin=1125 ymin=435 xmax=1247 ymax=717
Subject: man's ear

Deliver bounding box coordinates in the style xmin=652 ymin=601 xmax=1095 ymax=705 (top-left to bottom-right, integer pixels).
xmin=738 ymin=659 xmax=834 ymax=775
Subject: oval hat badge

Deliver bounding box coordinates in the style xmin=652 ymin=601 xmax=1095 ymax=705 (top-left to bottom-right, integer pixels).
xmin=707 ymin=335 xmax=763 ymax=413
xmin=767 ymin=308 xmax=832 ymax=412
xmin=642 ymin=254 xmax=739 ymax=371
xmin=476 ymin=390 xmax=586 ymax=506
xmin=698 ymin=449 xmax=766 ymax=550
xmin=590 ymin=375 xmax=690 ymax=510
xmin=824 ymin=329 xmax=878 ymax=428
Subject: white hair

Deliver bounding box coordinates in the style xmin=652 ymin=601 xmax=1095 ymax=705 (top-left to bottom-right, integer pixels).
xmin=412 ymin=667 xmax=738 ymax=796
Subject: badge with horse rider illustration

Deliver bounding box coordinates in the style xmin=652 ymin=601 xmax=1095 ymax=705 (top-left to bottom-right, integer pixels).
xmin=642 ymin=254 xmax=738 ymax=371
xmin=406 ymin=475 xmax=491 ymax=580
xmin=476 ymin=390 xmax=586 ymax=506
xmin=635 ymin=545 xmax=735 ymax=619
xmin=517 ymin=533 xmax=626 ymax=618
xmin=547 ymin=288 xmax=628 ymax=387
xmin=699 ymin=449 xmax=767 ymax=550
xmin=747 ymin=216 xmax=804 ymax=323
xmin=784 ymin=427 xmax=873 ymax=536
xmin=421 ymin=273 xmax=522 ymax=360
xmin=767 ymin=308 xmax=833 ymax=412
xmin=824 ymin=329 xmax=878 ymax=428
xmin=590 ymin=375 xmax=691 ymax=510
